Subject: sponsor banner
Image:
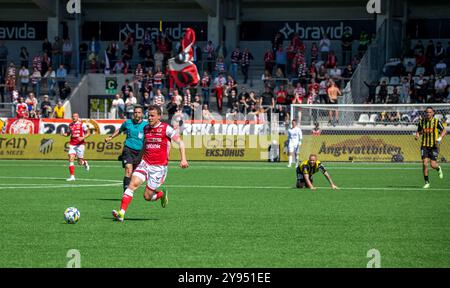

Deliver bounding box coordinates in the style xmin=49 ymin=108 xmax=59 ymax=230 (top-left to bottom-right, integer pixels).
xmin=39 ymin=118 xmax=125 ymax=135
xmin=170 ymin=135 xmax=277 ymax=161
xmin=240 ymin=20 xmax=376 ymax=41
xmin=82 ymin=21 xmax=208 ymax=42
xmin=181 ymin=123 xmax=266 ymax=135
xmin=0 ymin=21 xmax=47 ymax=40
xmin=0 ymin=135 xmax=125 ymax=160
xmin=0 ymin=135 xmax=279 ymax=161
xmin=5 ymin=118 xmax=40 ymax=134
xmin=298 ymin=135 xmax=450 ymax=162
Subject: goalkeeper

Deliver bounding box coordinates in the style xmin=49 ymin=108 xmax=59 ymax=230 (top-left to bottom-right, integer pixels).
xmin=296 ymin=154 xmax=338 ymax=190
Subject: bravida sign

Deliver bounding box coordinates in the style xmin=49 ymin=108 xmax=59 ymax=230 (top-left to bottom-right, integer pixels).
xmin=240 ymin=20 xmax=376 ymax=41
xmin=0 ymin=22 xmax=47 ymax=40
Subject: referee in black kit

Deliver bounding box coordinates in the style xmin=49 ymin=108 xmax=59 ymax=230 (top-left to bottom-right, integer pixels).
xmin=415 ymin=107 xmax=447 ymax=189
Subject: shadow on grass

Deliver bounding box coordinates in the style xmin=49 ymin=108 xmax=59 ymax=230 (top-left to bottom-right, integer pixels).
xmin=101 ymin=217 xmax=159 ymax=221
xmin=96 ymin=198 xmax=121 ymax=202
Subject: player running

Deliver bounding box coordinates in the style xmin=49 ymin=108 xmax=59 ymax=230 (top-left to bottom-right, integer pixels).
xmin=112 ymin=105 xmax=189 ymax=222
xmin=415 ymin=107 xmax=446 ymax=189
xmin=296 ymin=154 xmax=338 ymax=190
xmin=61 ymin=112 xmax=90 ymax=181
xmin=105 ymin=105 xmax=147 ymax=191
xmin=287 ymin=119 xmax=303 ymax=168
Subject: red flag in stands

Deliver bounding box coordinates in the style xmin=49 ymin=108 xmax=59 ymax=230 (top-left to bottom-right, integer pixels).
xmin=168 ymin=28 xmax=199 ymax=88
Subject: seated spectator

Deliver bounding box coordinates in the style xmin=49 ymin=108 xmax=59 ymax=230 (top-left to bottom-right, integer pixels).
xmin=40 ymin=95 xmax=52 ymax=118
xmin=202 ymin=104 xmax=214 ymax=120
xmin=434 ymin=59 xmax=447 ymax=77
xmin=387 ymin=87 xmax=400 ymax=104
xmin=434 ymin=76 xmax=448 ymax=94
xmin=25 ymin=92 xmax=38 ymax=115
xmin=52 ymin=101 xmax=65 ymax=119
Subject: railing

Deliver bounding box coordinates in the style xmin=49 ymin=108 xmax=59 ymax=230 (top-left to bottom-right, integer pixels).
xmin=0 ymin=102 xmax=16 ymax=118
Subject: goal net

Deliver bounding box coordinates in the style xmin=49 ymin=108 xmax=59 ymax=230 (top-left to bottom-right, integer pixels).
xmin=287 ymin=104 xmax=450 ymax=162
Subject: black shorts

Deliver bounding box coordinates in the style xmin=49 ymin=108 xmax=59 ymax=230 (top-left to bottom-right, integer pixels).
xmin=421 ymin=147 xmax=439 ymax=161
xmin=296 ymin=167 xmax=313 ymax=188
xmin=121 ymin=146 xmax=142 ymax=168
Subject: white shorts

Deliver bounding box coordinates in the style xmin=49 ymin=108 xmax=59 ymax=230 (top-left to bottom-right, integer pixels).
xmin=132 ymin=161 xmax=168 ymax=191
xmin=68 ymin=144 xmax=85 ymax=159
xmin=288 ymin=143 xmax=300 ymax=154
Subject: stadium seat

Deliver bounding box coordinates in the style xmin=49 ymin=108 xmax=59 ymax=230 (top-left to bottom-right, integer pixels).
xmin=444 ymin=76 xmax=450 ymax=84
xmin=380 ymin=76 xmax=389 ymax=84
xmin=358 ymin=114 xmax=370 ymax=124
xmin=369 ymin=114 xmax=378 ymax=124
xmin=401 ymin=114 xmax=411 ymax=123
xmin=403 ymin=58 xmax=416 ymax=73
xmin=415 ymin=67 xmax=425 ymax=76
xmin=387 ymin=86 xmax=395 ymax=94
xmin=412 ymin=76 xmax=420 ymax=83
xmin=389 ymin=77 xmax=400 ymax=85
xmin=375 ymin=86 xmax=381 ymax=95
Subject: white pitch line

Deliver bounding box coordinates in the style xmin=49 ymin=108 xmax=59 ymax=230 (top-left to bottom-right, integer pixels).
xmin=0 ymin=176 xmax=121 ymax=183
xmin=164 ymin=184 xmax=450 ymax=191
xmin=0 ymin=164 xmax=436 ymax=170
xmin=0 ymin=183 xmax=121 ymax=190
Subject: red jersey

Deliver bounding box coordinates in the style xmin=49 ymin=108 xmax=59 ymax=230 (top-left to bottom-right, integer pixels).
xmin=16 ymin=103 xmax=28 ymax=118
xmin=142 ymin=122 xmax=178 ymax=166
xmin=69 ymin=121 xmax=88 ymax=145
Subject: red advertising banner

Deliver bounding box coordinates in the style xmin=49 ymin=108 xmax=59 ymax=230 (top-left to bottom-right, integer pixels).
xmin=5 ymin=118 xmax=40 ymax=134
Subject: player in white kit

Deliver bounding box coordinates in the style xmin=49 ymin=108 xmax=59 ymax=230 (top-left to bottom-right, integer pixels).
xmin=287 ymin=119 xmax=303 ymax=168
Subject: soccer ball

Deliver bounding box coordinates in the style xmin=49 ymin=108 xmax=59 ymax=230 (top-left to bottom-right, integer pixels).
xmin=64 ymin=207 xmax=80 ymax=224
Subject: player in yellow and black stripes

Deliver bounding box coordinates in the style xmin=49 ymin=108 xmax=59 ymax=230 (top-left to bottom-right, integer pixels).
xmin=415 ymin=107 xmax=447 ymax=189
xmin=296 ymin=154 xmax=338 ymax=190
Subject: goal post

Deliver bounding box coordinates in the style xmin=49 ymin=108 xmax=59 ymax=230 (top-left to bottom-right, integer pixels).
xmin=287 ymin=103 xmax=450 ymax=163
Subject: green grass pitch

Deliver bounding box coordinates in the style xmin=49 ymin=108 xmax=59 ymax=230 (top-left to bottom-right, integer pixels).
xmin=0 ymin=160 xmax=449 ymax=268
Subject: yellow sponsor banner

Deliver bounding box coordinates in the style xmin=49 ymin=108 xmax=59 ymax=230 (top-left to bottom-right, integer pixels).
xmin=298 ymin=135 xmax=450 ymax=162
xmin=0 ymin=135 xmax=281 ymax=161
xmin=0 ymin=135 xmax=125 ymax=160
xmin=2 ymin=134 xmax=446 ymax=162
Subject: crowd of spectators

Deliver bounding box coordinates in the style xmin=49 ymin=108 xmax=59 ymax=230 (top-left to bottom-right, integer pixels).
xmin=366 ymin=39 xmax=450 ymax=105
xmin=0 ymin=38 xmax=74 ymax=119
xmin=1 ymin=28 xmax=369 ymax=122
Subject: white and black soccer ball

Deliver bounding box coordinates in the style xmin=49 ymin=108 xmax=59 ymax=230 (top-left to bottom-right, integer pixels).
xmin=64 ymin=207 xmax=80 ymax=224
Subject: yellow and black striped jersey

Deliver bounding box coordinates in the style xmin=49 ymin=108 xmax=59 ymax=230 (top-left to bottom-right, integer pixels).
xmin=299 ymin=160 xmax=327 ymax=175
xmin=417 ymin=118 xmax=445 ymax=148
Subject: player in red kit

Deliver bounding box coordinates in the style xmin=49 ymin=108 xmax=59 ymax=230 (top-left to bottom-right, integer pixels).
xmin=112 ymin=105 xmax=189 ymax=222
xmin=61 ymin=113 xmax=91 ymax=181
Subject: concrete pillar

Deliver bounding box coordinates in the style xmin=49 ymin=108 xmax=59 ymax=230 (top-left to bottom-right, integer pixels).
xmin=207 ymin=0 xmax=223 ymax=45
xmin=47 ymin=17 xmax=60 ymax=41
